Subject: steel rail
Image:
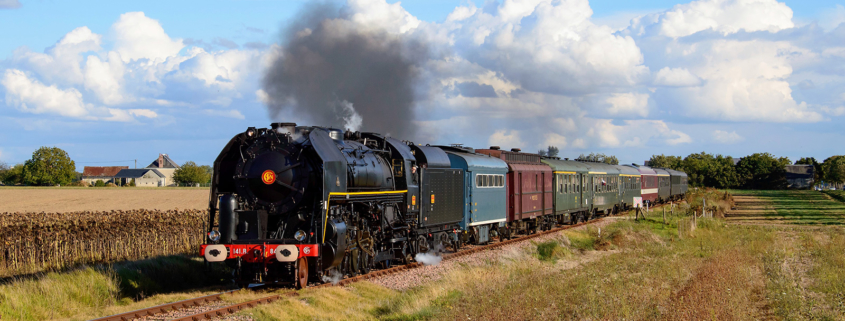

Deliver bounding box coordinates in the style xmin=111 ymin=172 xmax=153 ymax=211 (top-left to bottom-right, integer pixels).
xmin=89 ymin=290 xmax=237 ymax=321
xmin=170 ymin=292 xmax=298 ymax=321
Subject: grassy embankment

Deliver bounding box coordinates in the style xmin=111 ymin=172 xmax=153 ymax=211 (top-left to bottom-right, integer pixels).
xmin=6 ymin=189 xmax=844 ymax=320
xmin=236 ymin=189 xmax=845 ymax=320
xmin=0 ymin=255 xmax=232 ymax=320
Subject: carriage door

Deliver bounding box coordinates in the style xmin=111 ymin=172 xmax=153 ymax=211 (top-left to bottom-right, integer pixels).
xmin=541 ymin=172 xmax=546 ymax=216
xmin=467 ymin=171 xmax=474 ymax=223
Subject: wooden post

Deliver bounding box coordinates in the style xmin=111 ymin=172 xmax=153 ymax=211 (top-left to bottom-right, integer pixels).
xmin=663 ymin=207 xmax=666 ymax=225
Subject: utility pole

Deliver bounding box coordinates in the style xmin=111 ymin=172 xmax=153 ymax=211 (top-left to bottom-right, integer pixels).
xmin=134 ymin=159 xmax=137 ymax=169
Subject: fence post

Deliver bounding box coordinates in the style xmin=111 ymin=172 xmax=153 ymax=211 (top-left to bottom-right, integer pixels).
xmin=663 ymin=207 xmax=666 ymax=225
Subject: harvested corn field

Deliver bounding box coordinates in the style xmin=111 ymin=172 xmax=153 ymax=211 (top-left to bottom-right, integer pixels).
xmin=0 ymin=187 xmax=208 ymax=213
xmin=0 ymin=209 xmax=208 ymax=277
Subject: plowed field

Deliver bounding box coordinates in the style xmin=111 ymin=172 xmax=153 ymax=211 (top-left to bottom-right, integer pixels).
xmin=0 ymin=187 xmax=208 ymax=213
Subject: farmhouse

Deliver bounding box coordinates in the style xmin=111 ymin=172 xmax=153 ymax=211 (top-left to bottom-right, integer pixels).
xmin=81 ymin=166 xmax=128 ymax=185
xmin=114 ymin=168 xmax=167 ymax=187
xmin=146 ymin=154 xmax=180 ymax=186
xmin=785 ymin=165 xmax=814 ymax=189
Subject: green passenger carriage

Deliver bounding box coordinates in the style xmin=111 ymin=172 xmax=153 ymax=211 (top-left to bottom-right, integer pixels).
xmin=541 ymin=158 xmax=592 ymax=223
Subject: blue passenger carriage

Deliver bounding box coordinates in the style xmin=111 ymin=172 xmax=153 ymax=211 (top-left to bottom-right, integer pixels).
xmin=439 ymin=146 xmax=509 ymax=245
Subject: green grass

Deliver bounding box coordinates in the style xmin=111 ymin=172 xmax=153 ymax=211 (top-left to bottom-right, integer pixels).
xmin=731 ymin=190 xmax=845 ymax=225
xmin=0 ymin=255 xmax=230 ymax=320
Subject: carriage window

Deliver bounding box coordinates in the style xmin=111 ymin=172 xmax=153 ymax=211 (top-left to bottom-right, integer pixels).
xmin=476 ymin=175 xmax=482 ymax=187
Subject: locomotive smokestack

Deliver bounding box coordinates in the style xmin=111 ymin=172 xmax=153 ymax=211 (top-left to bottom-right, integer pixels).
xmin=260 ymin=2 xmax=429 ymax=140
xmin=271 ymin=122 xmax=296 ymax=135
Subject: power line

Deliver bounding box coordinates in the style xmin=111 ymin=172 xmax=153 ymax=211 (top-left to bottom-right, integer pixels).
xmin=75 ymin=160 xmax=137 ymax=164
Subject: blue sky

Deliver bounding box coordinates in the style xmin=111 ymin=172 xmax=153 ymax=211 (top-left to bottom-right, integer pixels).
xmin=2 ymin=0 xmax=845 ymax=170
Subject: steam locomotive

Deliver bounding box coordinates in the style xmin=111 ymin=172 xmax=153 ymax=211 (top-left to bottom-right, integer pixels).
xmin=200 ymin=123 xmax=688 ymax=288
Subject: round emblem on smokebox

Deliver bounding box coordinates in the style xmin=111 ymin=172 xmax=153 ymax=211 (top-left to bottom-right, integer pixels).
xmin=261 ymin=170 xmax=276 ymax=185
xmin=303 ymin=246 xmax=311 ymax=255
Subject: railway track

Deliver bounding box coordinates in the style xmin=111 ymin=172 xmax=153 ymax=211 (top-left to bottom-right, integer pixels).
xmin=92 ymin=204 xmax=676 ymax=321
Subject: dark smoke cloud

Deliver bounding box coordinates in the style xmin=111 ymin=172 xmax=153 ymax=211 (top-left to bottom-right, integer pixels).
xmin=262 ymin=3 xmax=430 ymax=140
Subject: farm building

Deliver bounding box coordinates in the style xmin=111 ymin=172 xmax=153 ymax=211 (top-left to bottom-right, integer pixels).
xmin=785 ymin=165 xmax=814 ymax=189
xmin=146 ymin=154 xmax=180 ymax=186
xmin=81 ymin=166 xmax=128 ymax=185
xmin=114 ymin=169 xmax=167 ymax=187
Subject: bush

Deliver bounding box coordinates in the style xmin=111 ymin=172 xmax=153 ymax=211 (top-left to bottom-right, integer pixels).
xmin=94 ymin=180 xmax=105 ymax=187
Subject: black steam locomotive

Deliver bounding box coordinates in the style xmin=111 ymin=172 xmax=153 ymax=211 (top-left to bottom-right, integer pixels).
xmin=201 ymin=123 xmax=463 ymax=288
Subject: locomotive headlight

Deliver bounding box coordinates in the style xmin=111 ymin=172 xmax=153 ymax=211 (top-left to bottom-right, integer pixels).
xmin=294 ymin=230 xmax=306 ymax=241
xmin=246 ymin=128 xmax=255 ymax=137
xmin=208 ymin=230 xmax=221 ymax=242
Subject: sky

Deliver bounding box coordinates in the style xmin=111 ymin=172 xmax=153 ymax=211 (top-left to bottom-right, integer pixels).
xmin=1 ymin=0 xmax=845 ymax=170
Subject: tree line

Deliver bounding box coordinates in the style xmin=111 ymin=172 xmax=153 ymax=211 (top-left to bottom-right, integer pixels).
xmin=0 ymin=146 xmax=213 ymax=186
xmin=648 ymin=152 xmax=843 ymax=189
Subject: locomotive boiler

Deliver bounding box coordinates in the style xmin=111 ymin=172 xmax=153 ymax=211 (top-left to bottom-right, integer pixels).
xmin=201 ymin=123 xmax=462 ymax=288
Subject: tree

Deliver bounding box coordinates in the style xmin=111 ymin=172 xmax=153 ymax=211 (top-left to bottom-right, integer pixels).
xmin=795 ymin=157 xmax=821 ymax=186
xmin=648 ymin=154 xmax=683 ymax=170
xmin=173 ymin=161 xmax=212 ymax=186
xmin=546 ymin=146 xmax=559 ymax=158
xmin=0 ymin=163 xmax=24 ymax=185
xmin=577 ymin=153 xmax=618 ymax=165
xmin=200 ymin=165 xmax=213 ymax=184
xmin=736 ymin=153 xmax=790 ymax=189
xmin=821 ymin=156 xmax=845 ymax=187
xmin=537 ymin=150 xmax=547 ymax=157
xmin=22 ymin=147 xmax=76 ymax=186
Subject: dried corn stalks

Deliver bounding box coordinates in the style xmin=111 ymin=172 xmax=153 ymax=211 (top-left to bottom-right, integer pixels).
xmin=0 ymin=209 xmax=208 ymax=277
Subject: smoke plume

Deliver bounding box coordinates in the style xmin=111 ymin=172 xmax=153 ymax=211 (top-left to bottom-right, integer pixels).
xmin=261 ymin=3 xmax=429 ymax=139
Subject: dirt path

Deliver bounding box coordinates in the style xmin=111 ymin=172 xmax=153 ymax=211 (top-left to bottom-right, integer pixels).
xmin=0 ymin=188 xmax=209 ymax=213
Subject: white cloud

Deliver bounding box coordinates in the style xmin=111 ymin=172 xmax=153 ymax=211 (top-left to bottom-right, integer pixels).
xmin=488 ymin=130 xmax=525 ymax=150
xmin=586 ymin=119 xmax=691 ymax=148
xmin=2 ymin=69 xmax=89 ymax=117
xmin=632 ymin=0 xmax=794 ymax=38
xmin=821 ymin=106 xmax=845 ymax=116
xmin=346 ymin=0 xmax=421 ymax=34
xmin=712 ymin=130 xmax=744 ymax=144
xmin=84 ymin=51 xmax=127 ymax=105
xmin=11 ymin=26 xmax=101 ymax=86
xmin=1 ymin=69 xmax=148 ymax=122
xmin=111 ymin=12 xmax=184 ymax=62
xmin=605 ymin=92 xmax=650 ymax=117
xmin=0 ymin=0 xmax=21 ymax=9
xmin=446 ymin=0 xmax=648 ymax=95
xmin=653 ymin=67 xmax=701 ymax=87
xmin=655 ymin=40 xmax=822 ymax=122
xmin=446 ymin=4 xmax=477 ymax=22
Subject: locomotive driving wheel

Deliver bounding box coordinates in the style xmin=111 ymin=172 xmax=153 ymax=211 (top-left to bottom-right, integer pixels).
xmin=295 ymin=257 xmax=308 ymax=289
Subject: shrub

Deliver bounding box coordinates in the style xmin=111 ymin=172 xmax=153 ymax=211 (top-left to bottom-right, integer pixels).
xmin=94 ymin=180 xmax=105 ymax=187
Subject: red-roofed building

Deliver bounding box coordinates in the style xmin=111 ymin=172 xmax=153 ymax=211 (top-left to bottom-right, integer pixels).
xmin=81 ymin=166 xmax=128 ymax=185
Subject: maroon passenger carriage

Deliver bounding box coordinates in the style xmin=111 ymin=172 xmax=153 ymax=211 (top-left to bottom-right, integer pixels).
xmin=474 ymin=147 xmax=554 ymax=237
xmin=625 ymin=164 xmax=658 ymax=205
